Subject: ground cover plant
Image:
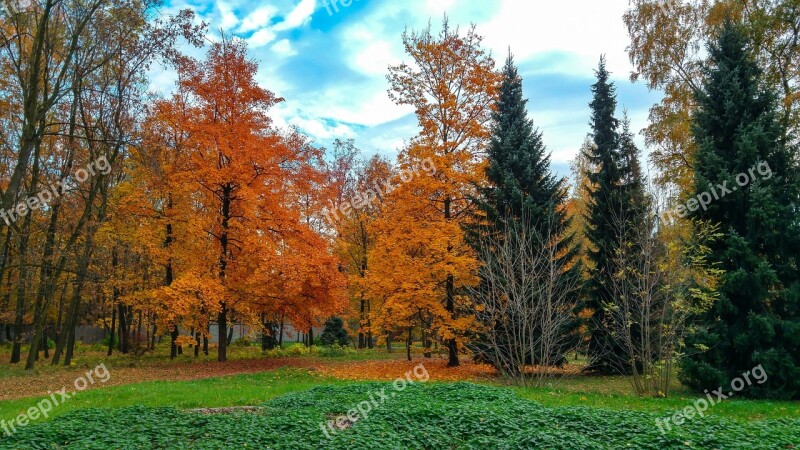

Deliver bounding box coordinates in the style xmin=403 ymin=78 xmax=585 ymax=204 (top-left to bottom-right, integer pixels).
xmin=1 ymin=382 xmax=798 ymax=449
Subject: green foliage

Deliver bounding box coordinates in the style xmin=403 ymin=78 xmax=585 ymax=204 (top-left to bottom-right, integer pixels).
xmin=469 ymin=54 xmax=582 ymax=369
xmin=680 ymin=23 xmax=800 ymax=400
xmin=583 ymin=57 xmax=649 ymax=375
xmin=319 ymin=317 xmax=351 ymax=347
xmin=232 ymin=337 xmax=253 ymax=347
xmin=2 ymin=382 xmax=797 ymax=449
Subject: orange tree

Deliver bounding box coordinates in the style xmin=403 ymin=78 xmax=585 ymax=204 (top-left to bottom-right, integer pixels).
xmin=368 ymin=18 xmax=499 ymax=366
xmin=134 ymin=38 xmax=345 ymax=361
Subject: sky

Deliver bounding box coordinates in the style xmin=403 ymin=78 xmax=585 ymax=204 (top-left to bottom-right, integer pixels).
xmin=153 ymin=0 xmax=663 ymax=177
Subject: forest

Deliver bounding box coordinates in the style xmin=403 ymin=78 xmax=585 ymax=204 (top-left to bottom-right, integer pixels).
xmin=0 ymin=0 xmax=798 ymax=448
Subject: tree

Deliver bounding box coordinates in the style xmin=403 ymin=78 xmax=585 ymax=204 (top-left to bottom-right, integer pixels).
xmin=582 ymin=57 xmax=648 ymax=374
xmin=469 ymin=212 xmax=582 ymax=386
xmin=605 ymin=187 xmax=722 ymax=396
xmin=680 ymin=23 xmax=800 ymax=399
xmin=469 ymin=53 xmax=582 ymax=371
xmin=137 ymin=37 xmax=346 ymax=362
xmin=331 ymin=152 xmax=392 ymax=350
xmin=624 ymin=0 xmax=800 ymax=192
xmin=370 ymin=17 xmax=499 ymax=367
xmin=0 ymin=0 xmax=203 ymax=369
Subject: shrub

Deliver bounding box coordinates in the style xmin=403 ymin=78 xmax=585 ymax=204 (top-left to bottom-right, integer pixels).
xmin=320 ymin=317 xmax=351 ymax=347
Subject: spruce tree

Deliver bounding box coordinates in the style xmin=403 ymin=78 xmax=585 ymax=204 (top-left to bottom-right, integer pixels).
xmin=680 ymin=23 xmax=800 ymax=399
xmin=583 ymin=58 xmax=648 ymax=374
xmin=471 ymin=53 xmax=581 ymax=367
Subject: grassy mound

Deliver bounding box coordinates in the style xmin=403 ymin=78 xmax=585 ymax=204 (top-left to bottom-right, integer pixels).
xmin=1 ymin=382 xmax=797 ymax=449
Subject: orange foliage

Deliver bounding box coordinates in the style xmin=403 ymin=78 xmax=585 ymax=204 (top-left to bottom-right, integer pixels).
xmin=367 ymin=19 xmax=500 ymax=366
xmin=128 ymin=37 xmax=346 ymax=360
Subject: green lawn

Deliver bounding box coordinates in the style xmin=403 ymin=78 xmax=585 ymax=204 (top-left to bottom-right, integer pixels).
xmin=1 ymin=381 xmax=797 ymax=449
xmin=2 ymin=364 xmax=799 ymax=424
xmin=0 ymin=368 xmax=339 ymax=422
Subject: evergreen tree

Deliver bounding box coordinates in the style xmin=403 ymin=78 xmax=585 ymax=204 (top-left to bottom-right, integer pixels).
xmin=583 ymin=57 xmax=648 ymax=374
xmin=470 ymin=53 xmax=581 ymax=367
xmin=680 ymin=23 xmax=800 ymax=399
xmin=320 ymin=317 xmax=351 ymax=347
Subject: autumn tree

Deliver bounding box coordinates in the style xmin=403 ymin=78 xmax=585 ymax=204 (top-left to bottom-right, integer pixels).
xmin=138 ymin=37 xmax=345 ymax=362
xmin=369 ymin=17 xmax=499 ymax=367
xmin=331 ymin=150 xmax=392 ymax=349
xmin=0 ymin=0 xmax=202 ymax=368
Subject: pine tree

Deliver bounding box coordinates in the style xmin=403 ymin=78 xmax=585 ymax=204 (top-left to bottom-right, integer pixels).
xmin=583 ymin=57 xmax=648 ymax=374
xmin=680 ymin=23 xmax=800 ymax=399
xmin=471 ymin=53 xmax=581 ymax=367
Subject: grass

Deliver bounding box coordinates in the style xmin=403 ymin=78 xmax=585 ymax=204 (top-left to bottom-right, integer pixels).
xmin=2 ymin=364 xmax=797 ymax=425
xmin=0 ymin=368 xmax=337 ymax=422
xmin=512 ymin=384 xmax=800 ymax=421
xmin=0 ymin=343 xmax=798 ymax=434
xmin=2 ymin=382 xmax=797 ymax=449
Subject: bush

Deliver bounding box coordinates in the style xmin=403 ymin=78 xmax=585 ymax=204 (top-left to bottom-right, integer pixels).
xmin=319 ymin=317 xmax=350 ymax=347
xmin=232 ymin=337 xmax=253 ymax=347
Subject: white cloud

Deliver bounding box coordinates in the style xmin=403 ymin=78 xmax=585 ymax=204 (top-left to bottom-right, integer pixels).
xmin=239 ymin=5 xmax=278 ymax=33
xmin=217 ymin=1 xmax=239 ymax=31
xmin=248 ymin=28 xmax=277 ymax=48
xmin=479 ymin=0 xmax=634 ymax=76
xmin=271 ymin=39 xmax=298 ymax=56
xmin=274 ymin=0 xmax=316 ymax=31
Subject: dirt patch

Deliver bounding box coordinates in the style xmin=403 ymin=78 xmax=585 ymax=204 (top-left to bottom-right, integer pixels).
xmin=189 ymin=406 xmax=265 ymax=415
xmin=326 ymin=413 xmax=359 ymax=431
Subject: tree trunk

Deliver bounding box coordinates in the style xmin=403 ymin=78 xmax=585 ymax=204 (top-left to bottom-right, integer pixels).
xmin=366 ymin=300 xmax=373 ymax=349
xmin=107 ymin=306 xmax=116 ymax=356
xmin=118 ymin=306 xmax=130 ymax=354
xmin=170 ymin=324 xmax=179 ymax=359
xmin=150 ymin=314 xmax=157 ymax=350
xmin=217 ymin=303 xmax=228 ymax=362
xmin=422 ymin=313 xmax=432 ymax=359
xmin=359 ymin=297 xmax=366 ymax=349
xmin=406 ymin=326 xmax=412 ymax=361
xmin=10 ymin=211 xmax=34 ymax=364
xmin=278 ymin=314 xmax=284 ymax=348
xmin=444 ymin=197 xmax=459 ymax=367
xmin=42 ymin=328 xmax=49 ymax=359
xmin=216 ymin=184 xmax=231 ymax=362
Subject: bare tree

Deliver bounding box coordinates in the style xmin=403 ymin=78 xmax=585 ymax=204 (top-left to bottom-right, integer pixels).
xmin=469 ymin=213 xmax=581 ymax=387
xmin=604 ymin=190 xmax=721 ymax=396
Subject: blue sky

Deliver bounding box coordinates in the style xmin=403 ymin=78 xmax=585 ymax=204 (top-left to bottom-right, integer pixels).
xmin=153 ymin=0 xmax=662 ymax=177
